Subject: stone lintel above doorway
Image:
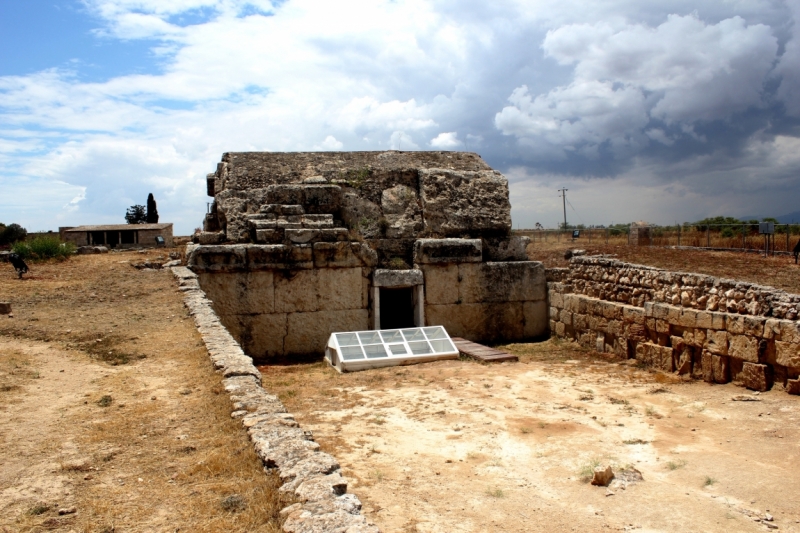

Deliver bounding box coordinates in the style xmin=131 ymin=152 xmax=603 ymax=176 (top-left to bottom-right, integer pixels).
xmin=373 ymin=269 xmax=424 ymax=288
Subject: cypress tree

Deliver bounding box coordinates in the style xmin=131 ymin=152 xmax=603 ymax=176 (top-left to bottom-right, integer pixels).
xmin=146 ymin=193 xmax=159 ymax=223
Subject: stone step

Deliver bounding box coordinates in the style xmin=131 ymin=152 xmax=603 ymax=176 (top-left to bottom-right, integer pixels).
xmin=251 ymin=214 xmax=334 ymax=230
xmin=253 ymin=227 xmax=349 ymax=244
xmin=301 ymin=214 xmax=334 ymax=228
xmin=247 ymin=213 xmax=276 ymax=221
xmin=285 ymin=228 xmax=349 ymax=244
xmin=260 ymin=204 xmax=305 ymax=216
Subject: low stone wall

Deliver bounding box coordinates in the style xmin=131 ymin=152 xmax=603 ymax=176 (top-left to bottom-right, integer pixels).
xmin=171 ymin=266 xmax=380 ymax=533
xmin=567 ymin=256 xmax=800 ymax=319
xmin=548 ymin=257 xmax=800 ymax=394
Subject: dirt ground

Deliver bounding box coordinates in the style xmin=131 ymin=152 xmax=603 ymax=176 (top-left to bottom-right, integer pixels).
xmin=0 ymin=251 xmax=286 ymax=533
xmin=261 ymin=342 xmax=800 ymax=532
xmin=526 ymin=238 xmax=800 ymax=295
xmin=3 ymin=244 xmax=800 ymax=532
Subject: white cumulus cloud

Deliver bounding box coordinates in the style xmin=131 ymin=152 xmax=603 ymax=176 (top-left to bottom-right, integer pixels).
xmin=430 ymin=132 xmax=462 ymax=149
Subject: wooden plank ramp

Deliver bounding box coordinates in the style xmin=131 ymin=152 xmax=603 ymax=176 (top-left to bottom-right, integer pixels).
xmin=451 ymin=337 xmax=518 ymax=363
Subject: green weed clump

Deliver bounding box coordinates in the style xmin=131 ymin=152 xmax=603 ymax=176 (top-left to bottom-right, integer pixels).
xmin=12 ymin=236 xmax=75 ymax=261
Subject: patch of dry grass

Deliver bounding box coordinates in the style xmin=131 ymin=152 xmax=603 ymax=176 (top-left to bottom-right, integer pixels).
xmin=0 ymin=250 xmax=288 ymax=532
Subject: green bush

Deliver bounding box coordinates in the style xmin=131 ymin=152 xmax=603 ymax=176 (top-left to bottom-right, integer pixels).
xmin=12 ymin=236 xmax=75 ymax=261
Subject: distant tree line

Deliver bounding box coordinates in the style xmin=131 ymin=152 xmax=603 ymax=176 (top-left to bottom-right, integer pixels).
xmin=0 ymin=222 xmax=27 ymax=246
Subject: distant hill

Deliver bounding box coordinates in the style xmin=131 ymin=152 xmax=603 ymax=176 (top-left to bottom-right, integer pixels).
xmin=775 ymin=210 xmax=800 ymax=224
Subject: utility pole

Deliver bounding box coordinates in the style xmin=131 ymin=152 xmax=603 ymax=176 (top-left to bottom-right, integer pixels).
xmin=558 ymin=188 xmax=568 ymax=230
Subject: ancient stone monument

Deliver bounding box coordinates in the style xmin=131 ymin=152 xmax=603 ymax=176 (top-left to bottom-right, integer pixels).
xmin=188 ymin=151 xmax=547 ymax=360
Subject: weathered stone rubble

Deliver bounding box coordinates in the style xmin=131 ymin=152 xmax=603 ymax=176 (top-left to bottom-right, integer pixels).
xmin=171 ymin=266 xmax=380 ymax=533
xmin=548 ymin=257 xmax=800 ymax=394
xmin=201 ymin=151 xmax=517 ymax=268
xmin=566 ymin=256 xmax=800 ymax=319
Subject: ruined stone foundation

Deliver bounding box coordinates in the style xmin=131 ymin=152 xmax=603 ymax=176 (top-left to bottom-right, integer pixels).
xmin=189 ymin=151 xmax=548 ymax=360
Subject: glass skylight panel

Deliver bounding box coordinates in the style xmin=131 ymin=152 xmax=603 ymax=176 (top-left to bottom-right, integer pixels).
xmin=408 ymin=340 xmax=433 ymax=355
xmin=336 ymin=333 xmax=360 ymax=346
xmin=429 ymin=338 xmax=456 ymax=353
xmin=380 ymin=330 xmax=403 ymax=343
xmin=423 ymin=326 xmax=447 ymax=340
xmin=341 ymin=345 xmax=365 ymax=360
xmin=327 ymin=326 xmax=459 ymax=372
xmin=363 ymin=344 xmax=388 ymax=358
xmin=358 ymin=331 xmax=382 ymax=344
xmin=402 ymin=328 xmax=426 ymax=342
xmin=388 ymin=343 xmax=407 ymax=355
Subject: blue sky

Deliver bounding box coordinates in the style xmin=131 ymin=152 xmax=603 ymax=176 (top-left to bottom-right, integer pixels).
xmin=1 ymin=0 xmax=799 ymax=234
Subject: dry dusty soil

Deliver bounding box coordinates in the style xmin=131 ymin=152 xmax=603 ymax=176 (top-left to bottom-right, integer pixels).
xmin=0 ymin=251 xmax=287 ymax=533
xmin=262 ymin=343 xmax=800 ymax=533
xmin=2 ymin=246 xmax=800 ymax=533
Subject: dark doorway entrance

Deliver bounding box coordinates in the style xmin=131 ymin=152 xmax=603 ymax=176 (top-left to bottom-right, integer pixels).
xmin=106 ymin=231 xmax=119 ymax=247
xmin=379 ymin=287 xmax=415 ymax=329
xmin=121 ymin=230 xmax=136 ymax=245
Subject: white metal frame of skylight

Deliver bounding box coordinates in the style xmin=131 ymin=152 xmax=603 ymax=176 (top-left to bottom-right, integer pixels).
xmin=325 ymin=326 xmax=460 ymax=372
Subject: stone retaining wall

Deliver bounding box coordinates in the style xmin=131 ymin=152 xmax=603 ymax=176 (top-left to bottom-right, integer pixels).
xmin=567 ymin=256 xmax=800 ymax=318
xmin=548 ymin=257 xmax=800 ymax=394
xmin=171 ymin=266 xmax=380 ymax=533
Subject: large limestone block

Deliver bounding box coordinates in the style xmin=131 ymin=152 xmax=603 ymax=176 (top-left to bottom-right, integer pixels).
xmin=414 ymin=239 xmax=482 ymax=264
xmin=775 ymin=340 xmax=800 ymax=368
xmin=599 ymin=300 xmax=622 ymax=320
xmin=373 ymin=269 xmax=423 ymax=288
xmin=318 ymin=268 xmax=364 ymax=311
xmin=705 ymin=330 xmax=729 ymax=355
xmin=246 ymin=244 xmax=312 ymax=269
xmin=458 ymin=262 xmax=546 ymax=304
xmin=419 ymin=169 xmax=511 ymax=237
xmin=622 ymin=306 xmax=645 ymax=325
xmin=242 ymin=313 xmax=288 ymax=359
xmin=266 ymin=184 xmax=305 ymax=205
xmin=426 ymin=302 xmax=524 ymax=342
xmin=381 ymin=184 xmax=423 ymax=238
xmin=483 ymin=236 xmax=530 ymax=261
xmin=728 ymin=335 xmax=760 ymax=363
xmin=701 ymin=351 xmax=714 ymax=382
xmin=284 ymin=309 xmax=369 ymax=355
xmin=275 ymin=270 xmax=319 ymax=313
xmin=341 ymin=192 xmax=382 ymax=238
xmin=635 ymin=343 xmax=672 ymax=371
xmin=741 ymin=362 xmax=773 ymax=392
xmin=313 ymin=242 xmax=361 ymax=268
xmin=524 ymin=300 xmax=548 ymax=338
xmin=779 ymin=321 xmax=800 ymax=344
xmin=189 ymin=244 xmax=247 ymax=272
xmin=727 ymin=315 xmax=766 ymax=337
xmin=197 ymin=271 xmax=275 ymax=315
xmin=303 ymin=184 xmax=342 ymax=214
xmin=712 ymin=354 xmax=731 ymax=383
xmin=422 ymin=264 xmax=459 ymax=305
xmin=549 ymin=290 xmax=564 ymax=309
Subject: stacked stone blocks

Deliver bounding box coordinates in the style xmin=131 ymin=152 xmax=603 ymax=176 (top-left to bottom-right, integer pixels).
xmin=548 ymin=257 xmax=800 ymax=393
